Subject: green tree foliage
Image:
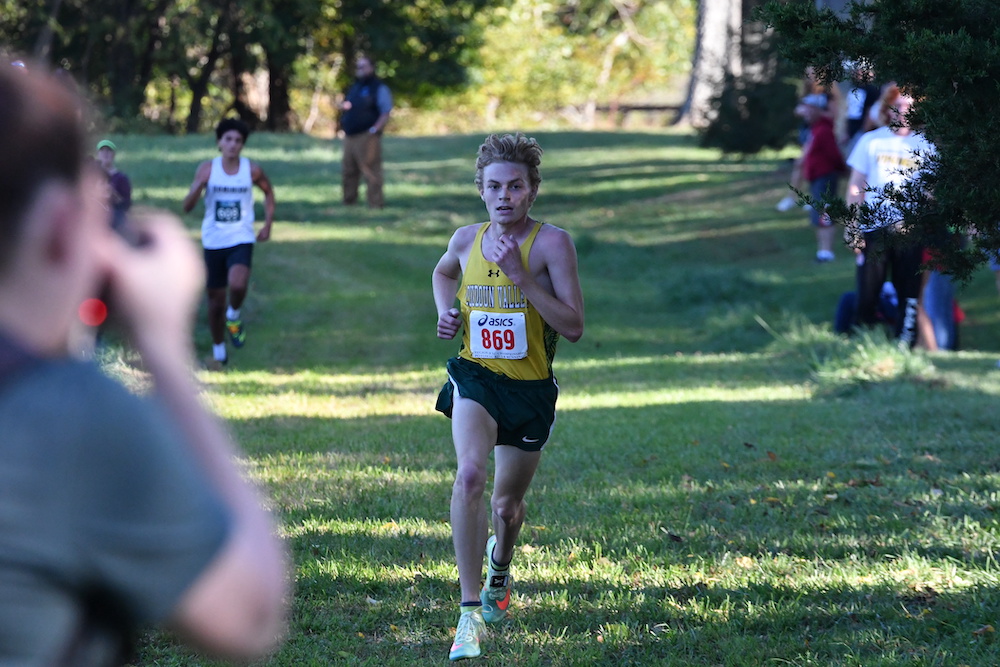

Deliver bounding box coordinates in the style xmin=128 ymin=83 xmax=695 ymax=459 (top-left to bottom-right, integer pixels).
xmin=757 ymin=0 xmax=999 ymax=278
xmin=309 ymin=0 xmax=495 ymax=101
xmin=2 ymin=0 xmax=497 ymax=131
xmin=0 ymin=0 xmax=173 ymax=120
xmin=447 ymin=0 xmax=695 ymax=127
xmin=1 ymin=0 xmax=695 ymax=136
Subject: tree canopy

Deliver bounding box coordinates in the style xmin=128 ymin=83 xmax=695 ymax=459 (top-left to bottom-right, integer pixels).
xmin=1 ymin=0 xmax=695 ymax=134
xmin=1 ymin=0 xmax=497 ymax=131
xmin=758 ymin=0 xmax=1000 ymax=279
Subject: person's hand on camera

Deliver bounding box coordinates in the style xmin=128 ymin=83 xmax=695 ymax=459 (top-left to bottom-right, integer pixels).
xmin=105 ymin=210 xmax=204 ymax=361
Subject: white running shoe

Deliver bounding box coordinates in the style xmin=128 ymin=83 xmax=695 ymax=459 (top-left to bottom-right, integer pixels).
xmin=449 ymin=609 xmax=486 ymax=660
xmin=776 ymin=195 xmax=797 ymax=212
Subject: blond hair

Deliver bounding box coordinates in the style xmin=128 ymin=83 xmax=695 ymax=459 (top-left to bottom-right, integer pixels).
xmin=474 ymin=133 xmax=543 ymax=193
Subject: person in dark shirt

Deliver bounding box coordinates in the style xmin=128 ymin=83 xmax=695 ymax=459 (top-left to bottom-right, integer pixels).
xmin=95 ymin=139 xmax=131 ymax=231
xmin=338 ymin=54 xmax=393 ymax=209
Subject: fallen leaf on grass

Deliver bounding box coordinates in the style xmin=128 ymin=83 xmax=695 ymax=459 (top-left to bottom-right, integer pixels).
xmin=659 ymin=527 xmax=684 ymax=542
xmin=973 ymin=624 xmax=995 ymax=641
xmin=767 ymin=451 xmax=778 ymax=461
xmin=743 ymin=441 xmax=755 ymax=449
xmin=736 ymin=556 xmax=754 ymax=568
xmin=846 ymin=475 xmax=882 ymax=488
xmin=720 ymin=460 xmax=730 ymax=469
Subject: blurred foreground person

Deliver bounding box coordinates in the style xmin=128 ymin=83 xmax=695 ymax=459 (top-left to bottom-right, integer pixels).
xmin=0 ymin=62 xmax=289 ymax=665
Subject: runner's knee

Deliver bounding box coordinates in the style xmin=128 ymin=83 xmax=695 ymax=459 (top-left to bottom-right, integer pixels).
xmin=490 ymin=496 xmax=525 ymax=527
xmin=454 ymin=464 xmax=487 ymax=498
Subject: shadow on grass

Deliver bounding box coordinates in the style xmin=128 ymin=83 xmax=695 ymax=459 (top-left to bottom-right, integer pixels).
xmin=235 ymin=377 xmax=1000 ymax=565
xmin=275 ymin=548 xmax=1000 ymax=665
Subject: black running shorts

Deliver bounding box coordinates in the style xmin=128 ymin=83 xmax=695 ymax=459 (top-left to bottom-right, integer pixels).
xmin=435 ymin=357 xmax=558 ymax=452
xmin=204 ymin=243 xmax=253 ymax=289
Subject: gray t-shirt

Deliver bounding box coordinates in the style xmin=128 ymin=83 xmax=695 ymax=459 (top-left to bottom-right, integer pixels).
xmin=0 ymin=355 xmax=230 ymax=666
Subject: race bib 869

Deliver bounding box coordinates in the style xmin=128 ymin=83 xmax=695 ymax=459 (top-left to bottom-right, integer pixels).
xmin=469 ymin=310 xmax=527 ymax=360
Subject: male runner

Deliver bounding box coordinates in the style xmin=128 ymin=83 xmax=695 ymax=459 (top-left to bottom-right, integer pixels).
xmin=432 ymin=133 xmax=584 ymax=660
xmin=182 ymin=118 xmax=275 ymax=367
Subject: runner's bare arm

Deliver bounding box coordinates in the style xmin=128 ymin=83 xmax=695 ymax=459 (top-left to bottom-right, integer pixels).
xmin=433 ymin=227 xmax=474 ymax=340
xmin=495 ymin=226 xmax=583 ymax=342
xmin=252 ymin=163 xmax=275 ymax=241
xmin=846 ymin=168 xmax=867 ymax=207
xmin=182 ymin=161 xmax=212 ymax=213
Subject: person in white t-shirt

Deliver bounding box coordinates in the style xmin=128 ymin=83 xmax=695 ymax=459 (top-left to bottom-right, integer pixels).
xmin=182 ymin=118 xmax=275 ymax=367
xmin=846 ymin=86 xmax=934 ymax=347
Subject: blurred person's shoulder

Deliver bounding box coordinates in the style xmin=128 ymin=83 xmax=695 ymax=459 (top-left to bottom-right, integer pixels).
xmin=0 ymin=356 xmax=168 ymax=453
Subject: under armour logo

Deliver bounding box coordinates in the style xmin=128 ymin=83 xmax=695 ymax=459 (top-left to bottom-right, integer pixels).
xmin=488 ymin=269 xmax=501 ymax=277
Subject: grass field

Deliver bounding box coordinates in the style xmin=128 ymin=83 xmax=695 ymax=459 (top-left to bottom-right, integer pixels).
xmin=117 ymin=130 xmax=1000 ymax=666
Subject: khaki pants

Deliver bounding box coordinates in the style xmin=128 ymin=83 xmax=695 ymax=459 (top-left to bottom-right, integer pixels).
xmin=342 ymin=132 xmax=384 ymax=208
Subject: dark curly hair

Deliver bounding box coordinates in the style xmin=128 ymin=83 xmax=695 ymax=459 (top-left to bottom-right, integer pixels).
xmin=215 ymin=117 xmax=250 ymax=141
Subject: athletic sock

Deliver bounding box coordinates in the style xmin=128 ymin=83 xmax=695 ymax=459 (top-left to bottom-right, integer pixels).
xmin=460 ymin=601 xmax=482 ymax=614
xmin=489 ymin=544 xmax=511 ymax=574
xmin=213 ymin=343 xmax=227 ymax=361
xmin=226 ymin=306 xmax=240 ymax=321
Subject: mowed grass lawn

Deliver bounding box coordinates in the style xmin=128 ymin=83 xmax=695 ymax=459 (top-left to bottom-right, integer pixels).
xmin=117 ymin=130 xmax=1000 ymax=666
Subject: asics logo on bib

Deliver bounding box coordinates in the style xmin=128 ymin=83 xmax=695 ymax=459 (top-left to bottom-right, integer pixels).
xmin=477 ymin=315 xmax=515 ymax=328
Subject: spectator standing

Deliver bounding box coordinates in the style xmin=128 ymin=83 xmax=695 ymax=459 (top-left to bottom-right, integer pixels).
xmin=339 ymin=54 xmax=392 ymax=209
xmin=845 ymin=85 xmax=934 ymax=347
xmin=798 ymin=94 xmax=847 ymax=263
xmin=95 ymin=139 xmax=132 ymax=231
xmin=777 ymin=67 xmax=843 ymax=212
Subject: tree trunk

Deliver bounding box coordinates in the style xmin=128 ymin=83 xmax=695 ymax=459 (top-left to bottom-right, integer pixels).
xmin=186 ymin=16 xmax=227 ymax=134
xmin=266 ymin=51 xmax=294 ymax=131
xmin=676 ymin=0 xmax=743 ymax=128
xmin=33 ymin=0 xmax=63 ymax=62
